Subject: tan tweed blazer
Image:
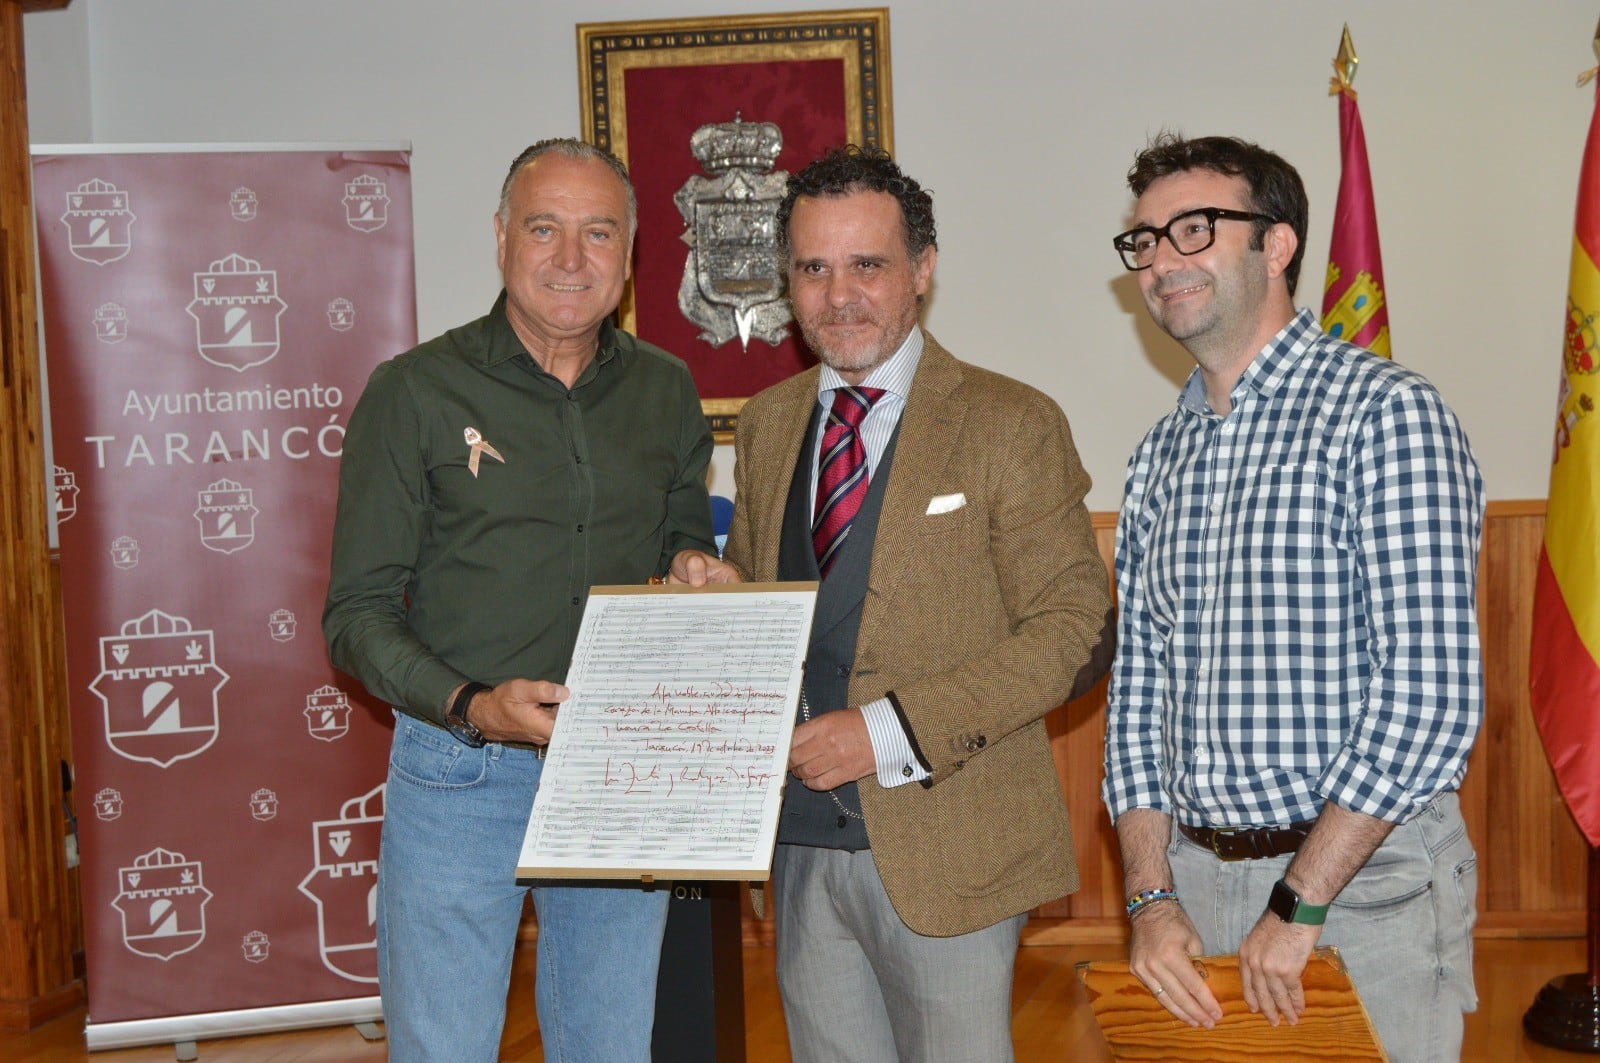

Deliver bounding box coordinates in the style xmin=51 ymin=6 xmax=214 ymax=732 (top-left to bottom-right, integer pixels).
xmin=723 ymin=333 xmax=1114 ymax=936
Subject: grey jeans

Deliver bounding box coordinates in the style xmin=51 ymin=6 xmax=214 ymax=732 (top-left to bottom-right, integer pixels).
xmin=1168 ymin=791 xmax=1478 ymax=1063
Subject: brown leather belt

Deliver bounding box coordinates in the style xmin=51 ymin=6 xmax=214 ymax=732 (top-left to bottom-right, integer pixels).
xmin=1178 ymin=821 xmax=1314 ymax=861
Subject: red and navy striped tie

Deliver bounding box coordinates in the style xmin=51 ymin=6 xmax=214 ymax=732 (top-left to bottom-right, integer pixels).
xmin=812 ymin=386 xmax=885 ymax=577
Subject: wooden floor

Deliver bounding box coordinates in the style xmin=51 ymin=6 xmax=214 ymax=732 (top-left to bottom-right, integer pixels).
xmin=0 ymin=936 xmax=1589 ymax=1061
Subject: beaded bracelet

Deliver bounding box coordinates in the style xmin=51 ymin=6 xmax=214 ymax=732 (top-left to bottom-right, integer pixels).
xmin=1125 ymin=887 xmax=1179 ymax=919
xmin=1129 ymin=896 xmax=1180 ymax=921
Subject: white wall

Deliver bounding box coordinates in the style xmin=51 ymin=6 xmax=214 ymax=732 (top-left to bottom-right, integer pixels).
xmin=24 ymin=0 xmax=1593 ymax=508
xmin=22 ymin=1 xmax=89 ymax=141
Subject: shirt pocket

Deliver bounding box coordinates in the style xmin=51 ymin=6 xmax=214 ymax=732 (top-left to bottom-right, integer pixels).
xmin=1230 ymin=463 xmax=1331 ymax=571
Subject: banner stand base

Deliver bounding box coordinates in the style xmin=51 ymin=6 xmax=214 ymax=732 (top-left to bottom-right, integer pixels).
xmin=175 ymin=1042 xmax=197 ymax=1061
xmin=355 ymin=1020 xmax=385 ymax=1041
xmin=86 ymin=996 xmax=383 ymax=1052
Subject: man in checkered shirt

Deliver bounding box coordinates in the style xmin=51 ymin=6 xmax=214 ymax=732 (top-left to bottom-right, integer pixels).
xmin=1102 ymin=134 xmax=1484 ymax=1063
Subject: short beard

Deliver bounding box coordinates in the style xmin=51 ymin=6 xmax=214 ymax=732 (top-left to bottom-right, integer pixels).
xmin=797 ymin=306 xmax=908 ymax=377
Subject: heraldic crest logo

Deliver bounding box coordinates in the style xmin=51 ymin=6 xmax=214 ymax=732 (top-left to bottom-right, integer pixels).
xmin=90 ymin=608 xmax=229 ymax=769
xmin=298 ymin=784 xmax=384 ymax=983
xmin=1556 ymin=293 xmax=1600 ymax=464
xmin=61 ymin=177 xmax=136 ymax=265
xmin=675 ymin=114 xmax=793 ymax=351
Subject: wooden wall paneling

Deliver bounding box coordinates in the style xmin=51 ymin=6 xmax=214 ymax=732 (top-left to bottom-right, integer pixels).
xmin=1472 ymin=503 xmax=1585 ymax=934
xmin=0 ymin=0 xmax=83 ymax=1029
xmin=1028 ymin=517 xmax=1122 ymax=943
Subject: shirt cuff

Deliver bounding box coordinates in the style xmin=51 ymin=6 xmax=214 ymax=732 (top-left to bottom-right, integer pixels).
xmin=861 ymin=698 xmax=930 ymax=788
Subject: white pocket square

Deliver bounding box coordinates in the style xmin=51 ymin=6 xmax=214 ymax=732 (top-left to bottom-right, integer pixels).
xmin=926 ymin=492 xmax=966 ymax=515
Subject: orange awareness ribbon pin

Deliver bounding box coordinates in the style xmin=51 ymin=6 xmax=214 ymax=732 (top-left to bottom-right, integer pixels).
xmin=463 ymin=427 xmax=504 ymax=478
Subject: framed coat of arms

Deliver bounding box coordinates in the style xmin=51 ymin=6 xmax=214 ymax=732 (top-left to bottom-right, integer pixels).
xmin=577 ymin=9 xmax=893 ymax=438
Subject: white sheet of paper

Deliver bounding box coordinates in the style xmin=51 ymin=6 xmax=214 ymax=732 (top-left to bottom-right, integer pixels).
xmin=517 ymin=582 xmax=817 ymax=881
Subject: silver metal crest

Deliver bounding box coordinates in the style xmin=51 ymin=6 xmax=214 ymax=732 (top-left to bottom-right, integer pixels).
xmin=674 ymin=115 xmax=792 ymax=350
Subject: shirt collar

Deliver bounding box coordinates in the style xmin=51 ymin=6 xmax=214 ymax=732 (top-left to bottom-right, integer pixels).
xmin=1178 ymin=307 xmax=1320 ymax=415
xmin=816 ymin=327 xmax=924 ymax=402
xmin=483 ymin=289 xmax=621 ymax=374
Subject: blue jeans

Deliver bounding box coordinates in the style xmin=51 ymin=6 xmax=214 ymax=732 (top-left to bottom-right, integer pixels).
xmin=377 ymin=714 xmax=669 ymax=1062
xmin=1168 ymin=792 xmax=1478 ymax=1063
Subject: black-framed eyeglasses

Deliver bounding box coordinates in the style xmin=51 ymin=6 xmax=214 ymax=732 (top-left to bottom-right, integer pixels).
xmin=1112 ymin=207 xmax=1278 ymax=271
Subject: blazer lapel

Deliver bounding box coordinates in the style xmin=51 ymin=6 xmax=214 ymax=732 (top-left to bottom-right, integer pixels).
xmin=746 ymin=370 xmax=822 ymax=581
xmin=867 ymin=334 xmax=968 ymax=602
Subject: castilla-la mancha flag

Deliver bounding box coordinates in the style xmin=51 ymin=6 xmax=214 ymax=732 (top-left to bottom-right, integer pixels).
xmin=1531 ymin=79 xmax=1600 ymax=849
xmin=1320 ymin=69 xmax=1392 ymax=358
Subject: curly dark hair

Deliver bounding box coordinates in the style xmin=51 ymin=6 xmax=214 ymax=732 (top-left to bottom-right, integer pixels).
xmin=1127 ymin=133 xmax=1308 ymax=296
xmin=776 ymin=145 xmax=936 ymax=262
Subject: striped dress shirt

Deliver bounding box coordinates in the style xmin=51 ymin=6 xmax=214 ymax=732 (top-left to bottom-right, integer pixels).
xmin=811 ymin=328 xmax=928 ymax=788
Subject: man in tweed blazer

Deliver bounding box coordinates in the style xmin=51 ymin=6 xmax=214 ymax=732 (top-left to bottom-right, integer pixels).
xmin=672 ymin=147 xmax=1113 ymax=1063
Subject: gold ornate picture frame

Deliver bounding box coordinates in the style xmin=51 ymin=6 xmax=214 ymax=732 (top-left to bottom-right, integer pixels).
xmin=577 ymin=9 xmax=893 ymax=438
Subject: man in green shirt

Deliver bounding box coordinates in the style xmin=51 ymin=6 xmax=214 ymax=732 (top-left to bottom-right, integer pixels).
xmin=323 ymin=139 xmax=714 ymax=1063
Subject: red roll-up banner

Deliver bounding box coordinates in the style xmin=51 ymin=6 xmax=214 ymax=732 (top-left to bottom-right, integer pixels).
xmin=30 ymin=145 xmax=415 ymax=1049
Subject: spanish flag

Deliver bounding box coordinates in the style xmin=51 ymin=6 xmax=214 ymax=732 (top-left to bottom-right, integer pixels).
xmin=1530 ymin=70 xmax=1600 ymax=849
xmin=1320 ymin=27 xmax=1391 ymax=358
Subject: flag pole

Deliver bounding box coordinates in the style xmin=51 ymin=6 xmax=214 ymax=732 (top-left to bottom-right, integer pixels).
xmin=1522 ymin=17 xmax=1600 ymax=1054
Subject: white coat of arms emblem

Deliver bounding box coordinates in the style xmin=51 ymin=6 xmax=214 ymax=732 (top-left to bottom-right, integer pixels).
xmin=268 ymin=608 xmax=297 ymax=642
xmin=60 ymin=178 xmax=135 ymax=265
xmin=230 ymin=187 xmax=259 ymax=221
xmin=298 ymin=784 xmax=384 ymax=982
xmin=111 ymin=847 xmax=212 ymax=960
xmin=249 ymin=787 xmax=279 ymax=821
xmin=89 ymin=608 xmax=229 ymax=768
xmin=109 ymin=535 xmax=140 ymax=570
xmin=342 ymin=175 xmax=390 ymax=233
xmin=53 ymin=466 xmax=79 ymax=524
xmin=186 ymin=253 xmax=287 ymax=372
xmin=194 ymin=477 xmax=259 ymax=554
xmin=93 ymin=787 xmax=124 ymax=821
xmin=304 ymin=684 xmax=352 ymax=742
xmin=327 ymin=297 xmax=355 ymax=332
xmin=241 ymin=930 xmax=271 ymax=963
xmin=94 ymin=303 xmax=129 ymax=344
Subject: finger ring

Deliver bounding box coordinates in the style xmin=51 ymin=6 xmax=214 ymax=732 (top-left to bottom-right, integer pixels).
xmin=1152 ymin=985 xmax=1166 ymax=997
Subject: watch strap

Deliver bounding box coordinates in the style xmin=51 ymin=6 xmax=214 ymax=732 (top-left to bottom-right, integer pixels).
xmin=445 ymin=681 xmax=492 ymax=746
xmin=1270 ymin=878 xmax=1329 ymax=926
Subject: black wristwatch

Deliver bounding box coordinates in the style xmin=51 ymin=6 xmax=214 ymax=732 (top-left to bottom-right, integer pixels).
xmin=444 ymin=682 xmax=492 ymax=748
xmin=1267 ymin=878 xmax=1329 ymax=926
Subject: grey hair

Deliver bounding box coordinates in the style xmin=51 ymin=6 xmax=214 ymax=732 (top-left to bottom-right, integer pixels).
xmin=496 ymin=138 xmax=638 ymax=238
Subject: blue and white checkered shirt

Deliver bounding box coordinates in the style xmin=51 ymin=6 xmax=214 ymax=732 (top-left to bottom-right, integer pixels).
xmin=1103 ymin=310 xmax=1485 ymax=828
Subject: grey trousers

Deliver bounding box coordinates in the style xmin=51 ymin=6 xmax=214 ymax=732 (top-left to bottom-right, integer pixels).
xmin=1168 ymin=792 xmax=1478 ymax=1063
xmin=773 ymin=844 xmax=1027 ymax=1063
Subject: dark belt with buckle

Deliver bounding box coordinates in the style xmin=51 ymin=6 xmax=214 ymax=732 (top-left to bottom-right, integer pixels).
xmin=1178 ymin=821 xmax=1314 ymax=861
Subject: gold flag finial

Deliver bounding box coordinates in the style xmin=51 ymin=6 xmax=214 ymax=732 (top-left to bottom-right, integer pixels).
xmin=1329 ymin=24 xmax=1358 ymax=99
xmin=1579 ymin=15 xmax=1600 ymax=87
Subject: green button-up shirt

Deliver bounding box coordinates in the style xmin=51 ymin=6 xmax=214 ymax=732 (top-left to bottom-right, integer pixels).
xmin=323 ymin=293 xmax=715 ymax=725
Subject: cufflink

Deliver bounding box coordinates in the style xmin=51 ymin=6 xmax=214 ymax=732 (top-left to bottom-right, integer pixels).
xmin=902 ymin=764 xmax=913 ymax=778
